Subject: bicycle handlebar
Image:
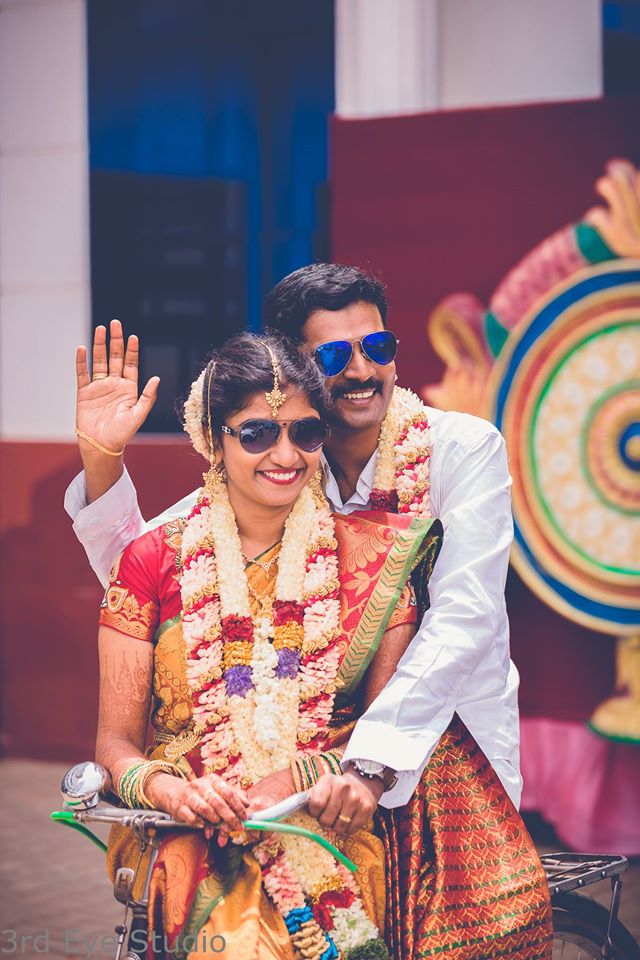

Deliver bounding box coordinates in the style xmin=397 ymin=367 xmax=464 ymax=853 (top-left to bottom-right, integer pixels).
xmin=51 ymin=790 xmax=357 ymax=872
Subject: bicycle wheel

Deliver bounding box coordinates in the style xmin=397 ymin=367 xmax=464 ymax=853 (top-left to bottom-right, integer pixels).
xmin=552 ymin=892 xmax=640 ymax=960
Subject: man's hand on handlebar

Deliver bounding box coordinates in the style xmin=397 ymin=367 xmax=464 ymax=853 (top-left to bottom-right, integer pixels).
xmin=308 ymin=771 xmax=383 ymax=837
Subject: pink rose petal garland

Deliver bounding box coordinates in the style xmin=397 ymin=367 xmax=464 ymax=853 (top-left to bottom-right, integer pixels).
xmin=370 ymin=386 xmax=432 ymax=518
xmin=178 ymin=480 xmax=388 ymax=959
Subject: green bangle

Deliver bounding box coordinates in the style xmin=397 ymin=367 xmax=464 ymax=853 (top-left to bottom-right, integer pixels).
xmin=310 ymin=756 xmax=322 ymax=782
xmin=302 ymin=757 xmax=315 ymax=790
xmin=117 ymin=761 xmax=145 ymax=809
xmin=323 ymin=752 xmax=342 ymax=776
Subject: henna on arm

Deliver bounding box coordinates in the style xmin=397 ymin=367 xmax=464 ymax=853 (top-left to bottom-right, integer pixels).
xmin=95 ymin=626 xmax=154 ymax=788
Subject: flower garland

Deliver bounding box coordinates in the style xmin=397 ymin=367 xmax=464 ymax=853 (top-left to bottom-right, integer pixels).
xmin=178 ymin=480 xmax=388 ymax=960
xmin=370 ymin=386 xmax=432 ymax=518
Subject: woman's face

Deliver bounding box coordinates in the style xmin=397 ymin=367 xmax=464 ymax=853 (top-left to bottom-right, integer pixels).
xmin=218 ymin=388 xmax=324 ymax=513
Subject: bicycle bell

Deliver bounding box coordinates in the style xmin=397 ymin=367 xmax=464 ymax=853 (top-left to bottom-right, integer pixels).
xmin=61 ymin=760 xmax=109 ymax=810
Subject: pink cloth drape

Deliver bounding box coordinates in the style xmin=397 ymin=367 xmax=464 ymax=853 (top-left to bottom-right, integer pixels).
xmin=520 ymin=717 xmax=640 ymax=855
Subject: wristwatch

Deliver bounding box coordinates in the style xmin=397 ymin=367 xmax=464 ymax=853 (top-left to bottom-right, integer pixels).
xmin=349 ymin=759 xmax=398 ymax=791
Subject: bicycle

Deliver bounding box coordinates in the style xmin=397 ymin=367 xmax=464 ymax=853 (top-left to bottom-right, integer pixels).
xmin=51 ymin=762 xmax=640 ymax=960
xmin=542 ymin=853 xmax=640 ymax=960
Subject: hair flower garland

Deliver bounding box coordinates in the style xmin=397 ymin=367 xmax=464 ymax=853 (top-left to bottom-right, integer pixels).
xmin=178 ymin=478 xmax=388 ymax=959
xmin=370 ymin=386 xmax=432 ymax=518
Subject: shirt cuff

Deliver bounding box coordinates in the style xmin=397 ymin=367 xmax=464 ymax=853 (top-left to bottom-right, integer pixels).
xmin=341 ymin=719 xmax=439 ymax=809
xmin=66 ymin=468 xmax=138 ymax=541
xmin=63 ymin=470 xmax=89 ymax=521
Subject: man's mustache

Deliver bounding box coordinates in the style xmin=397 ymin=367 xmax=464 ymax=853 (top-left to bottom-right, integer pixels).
xmin=331 ymin=379 xmax=382 ymax=400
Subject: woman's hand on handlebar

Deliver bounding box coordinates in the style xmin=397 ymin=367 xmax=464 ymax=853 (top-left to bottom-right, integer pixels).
xmin=145 ymin=772 xmax=249 ymax=837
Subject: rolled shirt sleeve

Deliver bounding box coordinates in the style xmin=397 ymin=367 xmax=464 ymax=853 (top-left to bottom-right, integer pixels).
xmin=64 ymin=468 xmax=148 ymax=588
xmin=64 ymin=468 xmax=198 ymax=588
xmin=342 ymin=414 xmax=522 ymax=809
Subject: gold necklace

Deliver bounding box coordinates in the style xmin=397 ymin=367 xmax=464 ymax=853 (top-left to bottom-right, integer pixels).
xmin=241 ymin=541 xmax=282 ymax=575
xmin=242 ymin=542 xmax=281 ymax=616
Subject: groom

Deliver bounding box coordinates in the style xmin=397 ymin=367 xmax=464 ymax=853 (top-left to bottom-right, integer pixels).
xmin=66 ymin=262 xmax=520 ymax=822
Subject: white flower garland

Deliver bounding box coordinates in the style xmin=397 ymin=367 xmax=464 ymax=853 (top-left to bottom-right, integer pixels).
xmin=371 ymin=386 xmax=433 ymax=519
xmin=177 ymin=477 xmax=387 ymax=958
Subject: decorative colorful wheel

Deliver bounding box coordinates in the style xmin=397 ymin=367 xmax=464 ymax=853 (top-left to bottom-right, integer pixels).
xmin=488 ymin=261 xmax=640 ymax=636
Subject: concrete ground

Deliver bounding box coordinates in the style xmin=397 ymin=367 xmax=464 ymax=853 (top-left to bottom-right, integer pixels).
xmin=1 ymin=759 xmax=638 ymax=960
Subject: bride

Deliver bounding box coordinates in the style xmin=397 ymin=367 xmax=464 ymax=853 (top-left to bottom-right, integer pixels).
xmin=95 ymin=331 xmax=440 ymax=960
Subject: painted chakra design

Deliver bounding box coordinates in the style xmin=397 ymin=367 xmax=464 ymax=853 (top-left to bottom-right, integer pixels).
xmin=490 ymin=260 xmax=640 ymax=635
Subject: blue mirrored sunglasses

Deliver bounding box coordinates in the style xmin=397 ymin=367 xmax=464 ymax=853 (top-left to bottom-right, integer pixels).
xmin=313 ymin=330 xmax=399 ymax=378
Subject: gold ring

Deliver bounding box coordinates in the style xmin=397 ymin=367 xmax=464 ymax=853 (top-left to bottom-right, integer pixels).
xmin=92 ymin=373 xmax=108 ymax=381
xmin=337 ymin=814 xmax=352 ymax=825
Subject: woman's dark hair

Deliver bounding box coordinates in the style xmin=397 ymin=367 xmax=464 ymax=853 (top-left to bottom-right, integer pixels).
xmin=263 ymin=263 xmax=388 ymax=341
xmin=194 ymin=331 xmax=329 ymax=440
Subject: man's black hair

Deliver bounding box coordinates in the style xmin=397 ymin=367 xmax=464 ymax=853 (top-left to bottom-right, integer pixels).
xmin=263 ymin=263 xmax=388 ymax=341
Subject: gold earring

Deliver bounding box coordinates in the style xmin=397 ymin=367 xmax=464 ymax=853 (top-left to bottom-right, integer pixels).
xmin=203 ymin=463 xmax=224 ymax=499
xmin=310 ymin=469 xmax=325 ymax=501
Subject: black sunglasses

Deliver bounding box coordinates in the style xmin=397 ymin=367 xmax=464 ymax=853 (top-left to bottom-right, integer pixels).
xmin=220 ymin=417 xmax=328 ymax=454
xmin=313 ymin=330 xmax=399 ymax=378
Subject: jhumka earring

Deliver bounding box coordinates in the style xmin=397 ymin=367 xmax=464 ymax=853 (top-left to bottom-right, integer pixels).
xmin=310 ymin=469 xmax=325 ymax=501
xmin=202 ymin=360 xmax=224 ymax=498
xmin=264 ymin=344 xmax=287 ymax=418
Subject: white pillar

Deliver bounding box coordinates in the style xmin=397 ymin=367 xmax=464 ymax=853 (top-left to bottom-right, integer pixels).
xmin=439 ymin=0 xmax=602 ymax=109
xmin=335 ymin=0 xmax=602 ymax=118
xmin=336 ymin=0 xmax=440 ymax=118
xmin=0 ymin=0 xmax=90 ymax=440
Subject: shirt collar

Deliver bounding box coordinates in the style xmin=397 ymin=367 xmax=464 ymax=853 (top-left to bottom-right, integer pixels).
xmin=320 ymin=450 xmax=378 ymax=513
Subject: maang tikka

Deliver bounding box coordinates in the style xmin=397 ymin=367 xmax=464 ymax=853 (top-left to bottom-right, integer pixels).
xmin=264 ymin=344 xmax=287 ymax=418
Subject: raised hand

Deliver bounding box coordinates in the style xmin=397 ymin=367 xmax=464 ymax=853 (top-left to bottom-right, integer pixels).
xmin=76 ymin=319 xmax=160 ymax=455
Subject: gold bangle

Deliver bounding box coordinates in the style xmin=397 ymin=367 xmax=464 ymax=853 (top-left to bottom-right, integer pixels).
xmin=290 ymin=758 xmax=304 ymax=794
xmin=75 ymin=428 xmax=125 ymax=457
xmin=137 ymin=760 xmax=185 ymax=809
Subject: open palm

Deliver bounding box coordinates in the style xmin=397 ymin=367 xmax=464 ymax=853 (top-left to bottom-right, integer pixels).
xmin=76 ymin=319 xmax=160 ymax=452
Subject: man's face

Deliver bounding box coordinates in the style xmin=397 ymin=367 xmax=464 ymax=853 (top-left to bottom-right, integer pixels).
xmin=302 ymin=301 xmax=396 ymax=433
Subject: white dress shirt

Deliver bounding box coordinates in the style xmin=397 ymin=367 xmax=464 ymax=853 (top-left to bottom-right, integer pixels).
xmin=65 ymin=407 xmax=522 ymax=809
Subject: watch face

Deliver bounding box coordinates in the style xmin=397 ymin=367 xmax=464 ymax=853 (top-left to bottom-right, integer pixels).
xmin=356 ymin=759 xmax=385 ymax=775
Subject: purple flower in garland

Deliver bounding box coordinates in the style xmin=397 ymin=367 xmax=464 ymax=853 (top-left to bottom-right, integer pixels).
xmin=225 ymin=664 xmax=253 ymax=697
xmin=275 ymin=647 xmax=301 ymax=679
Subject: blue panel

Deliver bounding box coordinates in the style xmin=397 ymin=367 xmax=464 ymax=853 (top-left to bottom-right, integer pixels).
xmin=87 ymin=0 xmax=334 ymax=429
xmin=603 ymin=1 xmax=640 ymax=34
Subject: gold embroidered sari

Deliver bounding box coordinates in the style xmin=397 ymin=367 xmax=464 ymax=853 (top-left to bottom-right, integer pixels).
xmin=100 ymin=511 xmax=551 ymax=960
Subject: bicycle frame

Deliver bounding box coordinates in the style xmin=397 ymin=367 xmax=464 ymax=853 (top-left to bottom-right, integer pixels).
xmin=51 ymin=764 xmax=636 ymax=960
xmin=51 ymin=763 xmax=358 ymax=960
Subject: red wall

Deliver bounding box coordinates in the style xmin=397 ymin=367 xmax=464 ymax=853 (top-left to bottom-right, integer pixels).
xmin=330 ymin=96 xmax=640 ymax=719
xmin=0 ymin=440 xmax=202 ymax=761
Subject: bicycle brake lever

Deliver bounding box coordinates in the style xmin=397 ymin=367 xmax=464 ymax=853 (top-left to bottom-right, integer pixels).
xmin=248 ymin=790 xmax=311 ymax=823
